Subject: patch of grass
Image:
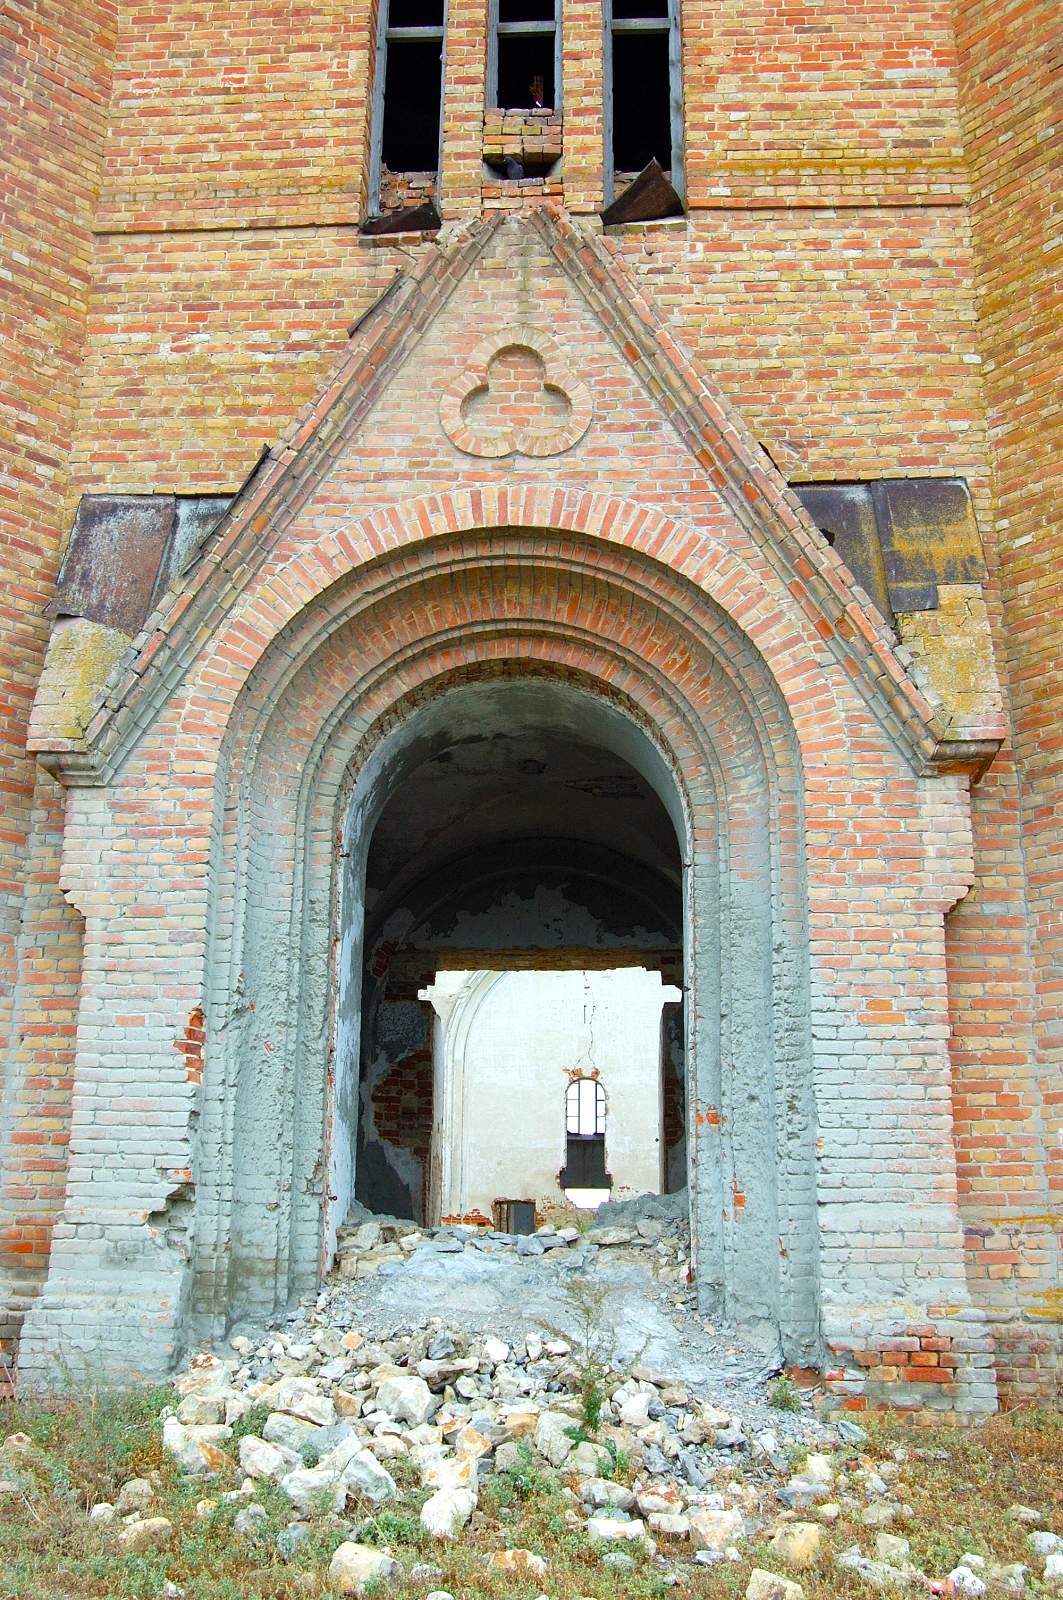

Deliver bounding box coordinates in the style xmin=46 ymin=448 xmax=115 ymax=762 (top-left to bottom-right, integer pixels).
xmin=765 ymin=1374 xmax=802 ymax=1412
xmin=1 ymin=1386 xmax=1062 ymax=1600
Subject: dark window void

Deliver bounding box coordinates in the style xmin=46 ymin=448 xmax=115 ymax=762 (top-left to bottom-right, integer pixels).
xmin=388 ymin=0 xmax=443 ymax=23
xmin=497 ymin=33 xmax=554 ymax=108
xmin=381 ymin=39 xmax=443 ymax=172
xmin=612 ymin=30 xmax=672 ymax=173
xmin=562 ymin=1135 xmax=611 ymax=1189
xmin=490 ymin=0 xmax=558 ymax=111
xmin=500 ymin=0 xmax=554 ymax=18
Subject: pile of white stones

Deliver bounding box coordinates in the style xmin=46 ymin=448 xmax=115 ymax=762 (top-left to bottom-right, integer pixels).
xmin=153 ymin=1318 xmax=1050 ymax=1596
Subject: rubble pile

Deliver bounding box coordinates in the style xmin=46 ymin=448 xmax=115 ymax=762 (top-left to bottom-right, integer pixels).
xmin=331 ymin=1188 xmax=692 ymax=1287
xmin=34 ymin=1200 xmax=1051 ymax=1596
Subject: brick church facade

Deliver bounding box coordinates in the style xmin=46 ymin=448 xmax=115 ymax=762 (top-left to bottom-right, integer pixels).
xmin=0 ymin=1 xmax=1059 ymax=1410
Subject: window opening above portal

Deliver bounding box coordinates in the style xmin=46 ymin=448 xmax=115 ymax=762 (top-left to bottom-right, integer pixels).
xmin=604 ymin=0 xmax=684 ymax=207
xmin=488 ymin=0 xmax=560 ymax=113
xmin=367 ymin=0 xmax=446 ymax=229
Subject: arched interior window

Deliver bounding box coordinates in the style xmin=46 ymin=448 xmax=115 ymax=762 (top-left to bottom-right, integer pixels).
xmin=567 ymin=1076 xmax=606 ymax=1136
xmin=561 ymin=1077 xmax=611 ymax=1203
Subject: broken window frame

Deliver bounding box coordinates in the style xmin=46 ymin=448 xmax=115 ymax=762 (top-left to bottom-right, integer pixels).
xmin=602 ymin=0 xmax=685 ymax=206
xmin=486 ymin=0 xmax=562 ymax=112
xmin=368 ymin=0 xmax=449 ymax=216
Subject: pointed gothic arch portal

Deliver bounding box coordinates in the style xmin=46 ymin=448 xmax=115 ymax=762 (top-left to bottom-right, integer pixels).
xmin=204 ymin=527 xmax=820 ymax=1365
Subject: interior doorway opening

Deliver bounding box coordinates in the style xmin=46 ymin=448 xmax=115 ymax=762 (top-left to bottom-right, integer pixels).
xmin=418 ymin=967 xmax=681 ymax=1226
xmin=343 ymin=679 xmax=687 ymax=1230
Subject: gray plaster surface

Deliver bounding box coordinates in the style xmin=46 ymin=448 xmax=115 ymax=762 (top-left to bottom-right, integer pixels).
xmin=312 ymin=1245 xmax=795 ymax=1431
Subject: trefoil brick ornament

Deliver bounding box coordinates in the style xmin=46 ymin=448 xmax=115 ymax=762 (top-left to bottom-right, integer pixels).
xmin=439 ymin=322 xmax=593 ymax=458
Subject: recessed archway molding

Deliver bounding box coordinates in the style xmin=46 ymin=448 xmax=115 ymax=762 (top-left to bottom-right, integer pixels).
xmin=19 ymin=512 xmax=980 ymax=1396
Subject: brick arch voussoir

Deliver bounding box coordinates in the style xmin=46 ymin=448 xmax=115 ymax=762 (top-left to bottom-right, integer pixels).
xmin=217 ymin=529 xmax=819 ymax=837
xmin=235 ymin=555 xmax=791 ymax=854
xmin=198 ymin=489 xmax=852 ymax=769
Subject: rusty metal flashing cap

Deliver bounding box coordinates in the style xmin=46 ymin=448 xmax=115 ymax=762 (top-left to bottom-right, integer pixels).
xmin=600 ymin=160 xmax=685 ymax=227
xmin=48 ymin=492 xmax=235 ymax=637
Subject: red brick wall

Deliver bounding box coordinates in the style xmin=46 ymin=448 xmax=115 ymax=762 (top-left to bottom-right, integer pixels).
xmin=0 ymin=1 xmax=115 ymax=1348
xmin=0 ymin=774 xmax=84 ymax=1353
xmin=950 ymin=0 xmax=1063 ymax=1400
xmin=2 ymin=0 xmax=1059 ymax=1395
xmin=72 ymin=229 xmax=410 ymax=495
xmin=681 ymin=0 xmax=968 ymax=209
xmin=94 ymin=0 xmax=377 ymax=232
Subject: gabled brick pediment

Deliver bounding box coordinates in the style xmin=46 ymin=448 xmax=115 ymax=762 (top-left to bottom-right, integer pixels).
xmin=34 ymin=206 xmax=999 ymax=785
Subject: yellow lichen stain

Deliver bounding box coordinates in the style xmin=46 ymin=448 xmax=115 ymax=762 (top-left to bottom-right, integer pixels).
xmin=897 ymin=583 xmax=1004 ymax=733
xmin=1027 ymin=1286 xmax=1063 ymax=1320
xmin=27 ymin=616 xmax=130 ymax=747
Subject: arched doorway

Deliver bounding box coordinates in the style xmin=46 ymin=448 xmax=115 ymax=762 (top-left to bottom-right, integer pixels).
xmin=197 ymin=527 xmax=820 ymax=1364
xmin=347 ymin=678 xmax=687 ymax=1224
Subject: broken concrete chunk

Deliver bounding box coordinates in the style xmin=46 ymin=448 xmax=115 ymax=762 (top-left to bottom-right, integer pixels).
xmin=493 ymin=1441 xmax=524 ymax=1473
xmin=587 ymin=1227 xmax=634 ymax=1247
xmin=417 ymin=1358 xmax=479 ymax=1388
xmin=689 ymin=1505 xmax=745 ymax=1552
xmin=239 ymin=1434 xmax=300 ymax=1481
xmin=649 ymin=1512 xmax=690 ymax=1539
xmin=875 ymin=1534 xmax=911 ymax=1566
xmin=173 ymin=1355 xmax=237 ymax=1399
xmin=176 ymin=1394 xmax=225 ymax=1426
xmin=161 ymin=1418 xmax=232 ymax=1476
xmin=375 ymin=1375 xmax=436 ymax=1427
xmin=420 ymin=1485 xmax=476 ymax=1538
xmin=949 ymin=1567 xmax=988 ymax=1597
xmin=233 ymin=1502 xmax=269 ymax=1537
xmin=488 ymin=1548 xmax=549 ymax=1579
xmin=454 ymin=1426 xmax=491 ymax=1460
xmin=117 ymin=1516 xmax=174 ymax=1553
xmin=769 ymin=1521 xmax=822 ymax=1569
xmin=114 ymin=1478 xmax=154 ymax=1515
xmin=421 ymin=1454 xmax=477 ymax=1494
xmin=581 ymin=1477 xmax=636 ymax=1512
xmin=328 ymin=1541 xmax=400 ymax=1596
xmin=262 ymin=1412 xmax=323 ymax=1453
xmin=618 ymin=1392 xmax=652 ymax=1428
xmin=278 ymin=1465 xmax=346 ymax=1514
xmin=746 ymin=1568 xmax=806 ymax=1600
xmin=339 ymin=1450 xmax=398 ymax=1503
xmin=586 ymin=1515 xmax=653 ymax=1550
xmin=835 ymin=1544 xmax=911 ymax=1590
xmin=568 ymin=1440 xmax=612 ymax=1477
xmin=802 ymin=1451 xmax=833 ymax=1486
xmin=861 ymin=1501 xmax=901 ymax=1529
xmin=534 ymin=1411 xmax=575 ymax=1467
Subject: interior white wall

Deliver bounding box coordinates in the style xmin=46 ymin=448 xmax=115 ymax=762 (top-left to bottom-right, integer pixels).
xmin=420 ymin=968 xmax=682 ymax=1222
